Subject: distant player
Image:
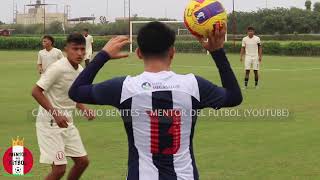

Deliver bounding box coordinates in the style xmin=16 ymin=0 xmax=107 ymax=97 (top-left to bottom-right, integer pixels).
xmin=69 ymin=22 xmax=242 ymax=180
xmin=37 ymin=35 xmax=64 ymax=74
xmin=32 ymin=33 xmax=95 ymax=180
xmin=83 ymin=28 xmax=94 ymax=67
xmin=240 ymin=27 xmax=263 ymax=88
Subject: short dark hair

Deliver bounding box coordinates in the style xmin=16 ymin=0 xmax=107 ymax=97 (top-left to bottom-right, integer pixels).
xmin=137 ymin=21 xmax=176 ymax=58
xmin=247 ymin=26 xmax=255 ymax=31
xmin=83 ymin=28 xmax=89 ymax=32
xmin=43 ymin=35 xmax=55 ymax=45
xmin=66 ymin=32 xmax=86 ymax=45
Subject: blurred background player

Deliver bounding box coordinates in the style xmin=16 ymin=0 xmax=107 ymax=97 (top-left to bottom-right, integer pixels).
xmin=32 ymin=33 xmax=95 ymax=180
xmin=83 ymin=28 xmax=94 ymax=67
xmin=240 ymin=27 xmax=263 ymax=88
xmin=69 ymin=22 xmax=242 ymax=180
xmin=37 ymin=35 xmax=64 ymax=74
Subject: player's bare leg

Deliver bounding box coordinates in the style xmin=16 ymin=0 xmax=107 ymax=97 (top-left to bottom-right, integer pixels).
xmin=254 ymin=70 xmax=259 ymax=88
xmin=45 ymin=164 xmax=66 ymax=180
xmin=244 ymin=70 xmax=250 ymax=88
xmin=67 ymin=156 xmax=89 ymax=180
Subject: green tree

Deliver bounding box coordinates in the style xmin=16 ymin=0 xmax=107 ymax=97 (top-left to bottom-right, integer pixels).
xmin=305 ymin=0 xmax=312 ymax=10
xmin=314 ymin=2 xmax=320 ymax=12
xmin=23 ymin=24 xmax=43 ymax=34
xmin=47 ymin=21 xmax=64 ymax=34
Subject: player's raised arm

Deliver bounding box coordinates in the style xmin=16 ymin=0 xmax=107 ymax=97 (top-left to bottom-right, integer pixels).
xmin=197 ymin=23 xmax=242 ymax=108
xmin=68 ymin=36 xmax=129 ymax=106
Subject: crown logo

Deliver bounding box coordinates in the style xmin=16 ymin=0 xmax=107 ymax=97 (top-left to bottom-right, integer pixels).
xmin=12 ymin=136 xmax=24 ymax=146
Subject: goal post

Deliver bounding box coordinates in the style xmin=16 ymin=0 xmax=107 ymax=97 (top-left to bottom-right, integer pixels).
xmin=130 ymin=21 xmax=185 ymax=53
xmin=177 ymin=28 xmax=191 ymax=36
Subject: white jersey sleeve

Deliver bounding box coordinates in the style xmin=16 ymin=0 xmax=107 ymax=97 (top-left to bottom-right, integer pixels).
xmin=85 ymin=35 xmax=94 ymax=53
xmin=57 ymin=49 xmax=64 ymax=59
xmin=36 ymin=64 xmax=61 ymax=91
xmin=37 ymin=51 xmax=42 ymax=65
xmin=257 ymin=37 xmax=261 ymax=45
xmin=242 ymin=37 xmax=246 ymax=47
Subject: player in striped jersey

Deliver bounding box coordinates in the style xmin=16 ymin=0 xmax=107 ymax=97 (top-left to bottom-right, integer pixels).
xmin=69 ymin=22 xmax=242 ymax=180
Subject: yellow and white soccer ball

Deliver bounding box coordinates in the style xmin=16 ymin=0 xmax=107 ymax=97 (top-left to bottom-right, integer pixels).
xmin=184 ymin=0 xmax=227 ymax=37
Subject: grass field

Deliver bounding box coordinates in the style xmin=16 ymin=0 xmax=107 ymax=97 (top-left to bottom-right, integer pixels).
xmin=0 ymin=51 xmax=320 ymax=180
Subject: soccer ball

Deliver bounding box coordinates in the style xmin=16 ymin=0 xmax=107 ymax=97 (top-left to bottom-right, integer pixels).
xmin=184 ymin=0 xmax=227 ymax=37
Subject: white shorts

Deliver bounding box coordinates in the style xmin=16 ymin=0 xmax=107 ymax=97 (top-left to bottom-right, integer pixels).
xmin=245 ymin=55 xmax=260 ymax=70
xmin=36 ymin=120 xmax=87 ymax=165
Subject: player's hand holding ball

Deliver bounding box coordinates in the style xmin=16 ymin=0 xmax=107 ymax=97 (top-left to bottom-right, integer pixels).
xmin=184 ymin=0 xmax=227 ymax=38
xmin=184 ymin=0 xmax=227 ymax=52
xmin=197 ymin=23 xmax=226 ymax=52
xmin=103 ymin=36 xmax=130 ymax=59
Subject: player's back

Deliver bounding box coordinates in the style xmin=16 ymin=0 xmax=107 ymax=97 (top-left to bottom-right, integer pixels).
xmin=119 ymin=71 xmax=201 ymax=180
xmin=68 ymin=40 xmax=243 ymax=180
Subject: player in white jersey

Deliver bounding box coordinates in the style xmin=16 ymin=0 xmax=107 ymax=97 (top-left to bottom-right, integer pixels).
xmin=37 ymin=35 xmax=64 ymax=74
xmin=240 ymin=27 xmax=263 ymax=88
xmin=32 ymin=33 xmax=95 ymax=180
xmin=83 ymin=28 xmax=94 ymax=67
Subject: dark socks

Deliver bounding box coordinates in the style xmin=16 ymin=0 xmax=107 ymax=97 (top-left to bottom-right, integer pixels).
xmin=254 ymin=70 xmax=259 ymax=87
xmin=245 ymin=78 xmax=249 ymax=87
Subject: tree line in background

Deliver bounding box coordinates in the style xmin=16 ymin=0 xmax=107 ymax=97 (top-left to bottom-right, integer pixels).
xmin=1 ymin=36 xmax=320 ymax=56
xmin=0 ymin=17 xmax=178 ymax=36
xmin=229 ymin=3 xmax=320 ymax=34
xmin=0 ymin=1 xmax=320 ymax=35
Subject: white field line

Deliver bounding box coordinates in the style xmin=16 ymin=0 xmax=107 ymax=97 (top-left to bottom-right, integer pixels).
xmin=116 ymin=63 xmax=320 ymax=72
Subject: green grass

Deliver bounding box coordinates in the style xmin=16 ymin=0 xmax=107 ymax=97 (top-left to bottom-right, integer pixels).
xmin=0 ymin=51 xmax=319 ymax=180
xmin=223 ymin=40 xmax=320 ymax=44
xmin=258 ymin=41 xmax=320 ymax=45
